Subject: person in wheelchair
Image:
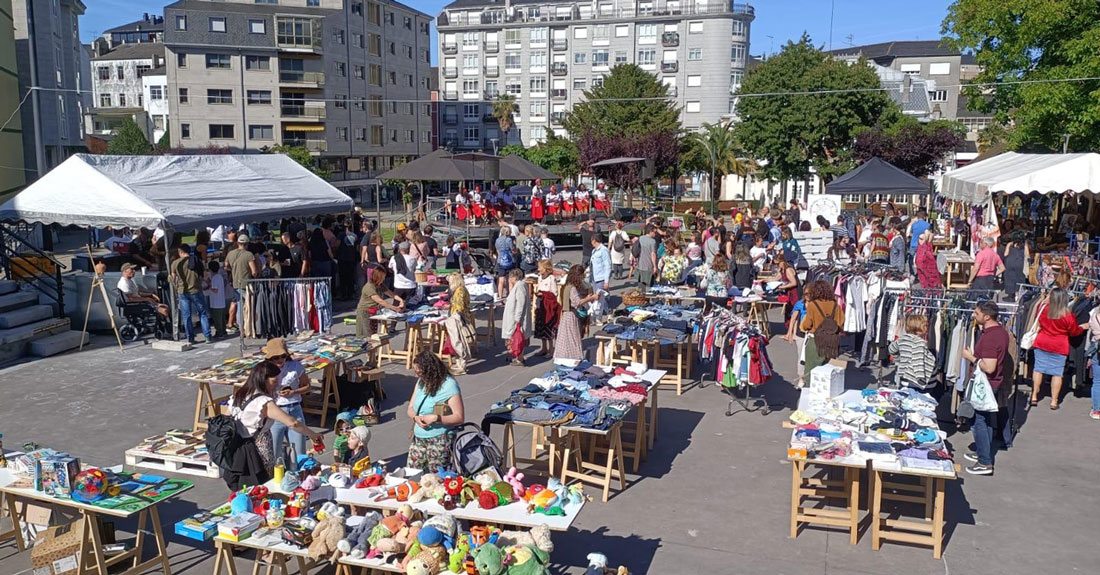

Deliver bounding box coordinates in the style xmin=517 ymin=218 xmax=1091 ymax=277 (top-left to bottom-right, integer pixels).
xmin=118 ymin=264 xmax=169 ymax=316
xmin=116 ymin=263 xmax=170 ymax=341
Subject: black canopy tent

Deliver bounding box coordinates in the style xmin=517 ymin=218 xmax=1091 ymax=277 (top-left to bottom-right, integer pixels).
xmin=825 ymin=157 xmax=931 ymax=196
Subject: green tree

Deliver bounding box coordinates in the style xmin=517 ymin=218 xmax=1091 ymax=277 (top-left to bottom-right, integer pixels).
xmin=734 ymin=34 xmax=891 ymax=184
xmin=520 ymin=129 xmax=579 ymax=180
xmin=156 ymin=129 xmax=170 ymax=151
xmin=563 ymin=64 xmax=680 ymax=139
xmin=107 ymin=117 xmax=152 ymax=155
xmin=498 ymin=144 xmax=527 ymax=158
xmin=683 ymin=123 xmax=758 ymax=201
xmin=943 ymin=0 xmax=1100 ymax=151
xmin=491 ymin=94 xmax=518 ymax=143
xmin=263 ymin=145 xmax=332 ymax=179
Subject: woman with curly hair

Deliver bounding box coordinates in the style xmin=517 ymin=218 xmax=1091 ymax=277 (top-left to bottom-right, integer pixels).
xmin=405 ymin=350 xmax=465 ymax=470
xmin=800 ymin=280 xmax=845 ymax=374
xmin=554 ymin=264 xmax=601 ymax=361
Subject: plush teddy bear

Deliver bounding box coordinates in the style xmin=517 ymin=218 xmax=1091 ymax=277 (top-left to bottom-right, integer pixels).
xmin=336 ymin=512 xmax=380 ymax=558
xmin=307 ymin=513 xmax=347 ymax=561
xmin=405 ymin=550 xmax=441 ymax=575
xmin=408 ymin=473 xmax=443 ymax=504
xmin=496 ymin=524 xmax=553 ymax=553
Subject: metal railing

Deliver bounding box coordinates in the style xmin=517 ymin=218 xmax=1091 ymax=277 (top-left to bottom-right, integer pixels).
xmin=280 ymin=105 xmax=326 ymax=119
xmin=551 ymin=62 xmax=568 ymax=75
xmin=443 ymin=67 xmax=458 ymax=78
xmin=0 ymin=223 xmax=65 ymax=318
xmin=661 ymin=61 xmax=678 ymax=73
xmin=285 ymin=138 xmax=327 ymax=152
xmin=550 ymin=111 xmax=565 ymax=123
xmin=662 ymin=32 xmax=680 ymax=46
xmin=440 ymin=2 xmax=753 ymax=27
xmin=442 ymin=43 xmax=457 ymax=54
xmin=551 ymin=89 xmax=567 ymax=100
xmin=483 ymin=41 xmax=499 ymax=52
xmin=279 ymin=71 xmax=325 ymax=85
xmin=484 ymin=65 xmax=499 ymax=77
xmin=552 ymin=39 xmax=568 ymax=51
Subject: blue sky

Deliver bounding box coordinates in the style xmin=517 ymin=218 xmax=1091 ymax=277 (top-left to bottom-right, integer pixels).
xmin=81 ymin=0 xmax=954 ymax=61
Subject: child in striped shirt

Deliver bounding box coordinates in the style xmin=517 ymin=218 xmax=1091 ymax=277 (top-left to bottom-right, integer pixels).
xmin=889 ymin=315 xmax=937 ymax=391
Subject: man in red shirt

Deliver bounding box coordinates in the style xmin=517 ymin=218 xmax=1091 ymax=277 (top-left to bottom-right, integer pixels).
xmin=961 ymin=300 xmax=1010 ymax=475
xmin=968 ymin=236 xmax=1005 ymax=293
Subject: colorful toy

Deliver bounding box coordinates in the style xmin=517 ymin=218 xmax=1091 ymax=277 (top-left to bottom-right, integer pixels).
xmin=374 ymin=481 xmax=419 ymax=502
xmin=507 ymin=545 xmax=550 ymax=575
xmin=496 ymin=524 xmax=553 ymax=553
xmin=408 ymin=474 xmax=443 ymax=504
xmin=307 ymin=511 xmax=347 ymax=561
xmin=449 ymin=535 xmax=471 ymax=573
xmin=71 ymin=468 xmax=110 ymax=503
xmin=336 ymin=512 xmax=381 ymax=558
xmin=229 ymin=492 xmax=252 ymax=515
xmin=503 ymin=468 xmax=525 ymax=496
xmin=354 ymin=474 xmax=384 ymax=488
xmin=285 ymin=488 xmax=310 ymax=519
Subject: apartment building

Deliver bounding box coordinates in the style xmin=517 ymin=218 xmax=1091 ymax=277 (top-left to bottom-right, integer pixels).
xmin=436 ymin=0 xmax=754 ymax=151
xmin=163 ymin=0 xmax=433 ymax=183
xmin=12 ymin=0 xmax=88 ymax=180
xmin=86 ymin=42 xmax=167 ymax=143
xmin=1 ymin=0 xmax=24 ymax=197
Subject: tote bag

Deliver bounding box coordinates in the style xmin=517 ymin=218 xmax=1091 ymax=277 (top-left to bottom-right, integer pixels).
xmin=1020 ymin=302 xmax=1046 ymax=350
xmin=967 ymin=368 xmax=999 ymax=413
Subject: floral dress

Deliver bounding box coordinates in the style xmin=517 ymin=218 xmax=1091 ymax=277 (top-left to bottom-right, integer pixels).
xmin=704 ymin=269 xmax=732 ymax=298
xmin=659 ymin=254 xmax=688 ymax=284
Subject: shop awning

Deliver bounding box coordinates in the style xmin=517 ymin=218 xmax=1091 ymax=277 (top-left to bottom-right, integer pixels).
xmin=940 ymin=152 xmax=1100 ymax=205
xmin=0 ymin=153 xmax=353 ymax=230
xmin=283 ymin=124 xmax=325 ymax=132
xmin=825 ymin=157 xmax=930 ymax=196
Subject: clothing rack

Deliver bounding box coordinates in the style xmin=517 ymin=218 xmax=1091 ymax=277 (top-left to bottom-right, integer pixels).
xmin=698 ymin=307 xmax=780 ymax=416
xmin=240 ymin=276 xmax=333 ymax=354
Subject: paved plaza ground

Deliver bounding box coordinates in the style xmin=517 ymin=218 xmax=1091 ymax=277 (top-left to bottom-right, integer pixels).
xmin=0 ymin=249 xmax=1097 ymax=575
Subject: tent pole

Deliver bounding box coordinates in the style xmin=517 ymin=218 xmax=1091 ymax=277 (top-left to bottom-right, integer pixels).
xmin=165 ymin=230 xmax=178 ymax=342
xmin=375 ymin=182 xmax=381 ymax=226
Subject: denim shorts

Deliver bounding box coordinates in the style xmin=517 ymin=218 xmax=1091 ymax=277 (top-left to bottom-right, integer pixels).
xmin=1033 ymin=348 xmax=1067 ymax=376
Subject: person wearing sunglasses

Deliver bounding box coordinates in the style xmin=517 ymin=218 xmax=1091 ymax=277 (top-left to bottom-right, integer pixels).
xmin=264 ymin=338 xmax=312 ymax=470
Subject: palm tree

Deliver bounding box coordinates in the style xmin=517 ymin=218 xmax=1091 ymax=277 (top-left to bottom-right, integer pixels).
xmin=689 ymin=122 xmax=756 ymax=204
xmin=491 ymin=94 xmax=519 ymax=145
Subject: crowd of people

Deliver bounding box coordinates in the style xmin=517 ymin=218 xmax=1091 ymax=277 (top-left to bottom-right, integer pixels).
xmin=444 ymin=179 xmax=614 ymax=227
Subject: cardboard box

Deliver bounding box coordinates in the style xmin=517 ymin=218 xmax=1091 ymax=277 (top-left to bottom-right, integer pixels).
xmin=13 ymin=501 xmax=52 ymax=543
xmin=34 ymin=456 xmax=81 ymax=499
xmin=217 ymin=512 xmax=263 ymax=542
xmin=174 ymin=512 xmax=225 ymax=542
xmin=30 ymin=520 xmax=84 ymax=575
xmin=809 ymin=364 xmax=845 ymax=399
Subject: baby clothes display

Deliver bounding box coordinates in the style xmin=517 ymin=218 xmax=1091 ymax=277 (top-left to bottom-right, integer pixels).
xmin=243 ymin=280 xmax=333 ymax=339
xmin=696 ymin=309 xmax=772 ymax=387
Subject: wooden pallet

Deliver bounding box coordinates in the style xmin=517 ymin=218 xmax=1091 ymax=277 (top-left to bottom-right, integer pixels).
xmin=124 ymin=449 xmax=221 ymax=478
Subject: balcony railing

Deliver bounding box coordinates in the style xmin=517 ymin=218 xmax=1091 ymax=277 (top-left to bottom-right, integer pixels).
xmin=443 ymin=67 xmax=458 ymax=79
xmin=277 ymin=37 xmax=322 ymax=51
xmin=285 ymin=138 xmax=327 ymax=153
xmin=483 ymin=41 xmax=499 ymax=52
xmin=279 ymin=71 xmax=325 ymax=85
xmin=443 ymin=90 xmax=458 ymax=100
xmin=551 ymin=63 xmax=568 ymax=76
xmin=482 ymin=113 xmax=496 ymax=122
xmin=281 ymin=105 xmax=326 ymax=119
xmin=661 ymin=61 xmax=678 ymax=73
xmin=550 ymin=111 xmax=565 ymax=123
xmin=551 ymin=88 xmax=567 ymax=100
xmin=484 ymin=90 xmax=499 ymax=99
xmin=439 ymin=4 xmax=752 ymax=28
xmin=662 ymin=32 xmax=679 ymax=47
xmin=443 ymin=113 xmax=457 ymax=123
xmin=442 ymin=43 xmax=457 ymax=54
xmin=484 ymin=65 xmax=499 ymax=77
xmin=552 ymin=39 xmax=568 ymax=51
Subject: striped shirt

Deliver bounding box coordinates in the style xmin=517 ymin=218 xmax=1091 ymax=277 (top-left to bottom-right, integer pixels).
xmin=888 ymin=334 xmax=937 ymax=390
xmin=829 ymin=224 xmax=850 ymax=240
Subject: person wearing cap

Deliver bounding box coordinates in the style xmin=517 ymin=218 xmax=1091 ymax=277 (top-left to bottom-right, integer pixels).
xmin=225 ymin=233 xmax=260 ymax=332
xmin=340 ymin=426 xmax=371 ymax=465
xmin=264 ymin=338 xmax=312 ymax=470
xmin=118 ymin=263 xmax=169 ymax=319
xmin=171 ymin=244 xmax=213 ymax=344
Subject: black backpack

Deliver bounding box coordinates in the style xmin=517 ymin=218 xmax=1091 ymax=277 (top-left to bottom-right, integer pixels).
xmin=205 ymin=395 xmax=262 ymax=471
xmin=631 ymin=238 xmax=642 ymax=258
xmin=612 ymin=231 xmax=625 ymax=252
xmin=450 ymin=423 xmax=503 ymax=476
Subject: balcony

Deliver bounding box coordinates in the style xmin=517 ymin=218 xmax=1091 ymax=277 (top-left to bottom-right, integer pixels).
xmin=285 ymin=139 xmax=327 ymax=153
xmin=661 ymin=61 xmax=678 ymax=73
xmin=550 ymin=111 xmax=565 ymax=124
xmin=551 ymin=63 xmax=568 ymax=76
xmin=484 ymin=90 xmax=499 ymax=99
xmin=443 ymin=90 xmax=458 ymax=100
xmin=551 ymin=88 xmax=567 ymax=100
xmin=443 ymin=113 xmax=458 ymax=124
xmin=482 ymin=113 xmax=496 ymax=122
xmin=442 ymin=43 xmax=457 ymax=55
xmin=552 ymin=39 xmax=568 ymax=51
xmin=443 ymin=67 xmax=458 ymax=79
xmin=662 ymin=32 xmax=679 ymax=47
xmin=484 ymin=65 xmax=499 ymax=77
xmin=279 ymin=71 xmax=325 ymax=86
xmin=483 ymin=41 xmax=499 ymax=53
xmin=280 ymin=105 xmax=326 ymax=120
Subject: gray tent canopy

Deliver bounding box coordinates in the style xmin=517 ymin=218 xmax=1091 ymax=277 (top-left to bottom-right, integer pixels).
xmin=825 ymin=157 xmax=930 ymax=196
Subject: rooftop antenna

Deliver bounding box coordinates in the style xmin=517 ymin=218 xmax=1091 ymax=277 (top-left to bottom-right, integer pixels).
xmin=845 ymin=34 xmax=854 ymax=47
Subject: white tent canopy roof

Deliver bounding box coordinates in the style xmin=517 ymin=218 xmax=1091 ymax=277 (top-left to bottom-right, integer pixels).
xmin=940 ymin=152 xmax=1100 ymax=205
xmin=0 ymin=154 xmax=354 ymax=230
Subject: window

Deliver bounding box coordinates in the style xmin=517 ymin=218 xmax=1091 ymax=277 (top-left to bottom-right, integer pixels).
xmin=354 ymin=128 xmax=366 ymax=141
xmin=505 ymin=53 xmax=521 ymax=71
xmin=731 ymin=43 xmax=746 ymax=63
xmin=463 ymin=32 xmax=478 ymax=48
xmin=530 ymin=27 xmax=547 ymax=45
xmin=98 ymin=94 xmax=111 ymax=107
xmin=369 ymin=96 xmax=382 ymax=116
xmin=423 ymin=104 xmax=431 ymax=116
xmin=638 ymin=24 xmax=657 ymax=43
xmin=463 ymin=54 xmax=479 ymax=71
xmin=530 ymin=77 xmax=547 ymax=93
xmin=335 ymin=61 xmax=346 ymax=77
xmin=929 ymin=62 xmax=951 ymax=75
xmin=463 ymin=103 xmax=479 ymax=120
xmin=209 ymin=124 xmax=235 ymax=139
xmin=688 ymin=48 xmax=702 ymax=61
xmin=686 ymin=101 xmax=700 ymax=113
xmin=352 ymin=33 xmax=363 ymax=48
xmin=422 ymin=131 xmax=430 ymax=143
xmin=337 ymin=127 xmax=348 ymax=141
xmin=504 ymin=29 xmax=521 ymax=47
xmin=389 ymin=42 xmax=395 ymax=55
xmin=178 ymin=88 xmax=189 ymax=103
xmin=249 ymin=19 xmax=266 ymax=34
xmin=611 ymin=50 xmax=625 ymax=64
xmin=485 ymin=80 xmax=498 ymax=97
xmin=463 ymin=126 xmax=480 ymax=143
xmin=388 ymin=71 xmax=396 ymax=84
xmin=249 ymin=125 xmax=273 ymax=140
xmin=149 ymin=86 xmax=163 ymax=100
xmin=405 ymin=45 xmax=413 ymax=58
xmin=683 ymin=75 xmax=700 ymax=87
xmin=505 ymin=79 xmax=521 ymax=95
xmin=406 ymin=74 xmax=413 ymax=87
xmin=574 ymin=52 xmax=586 ymax=64
xmin=928 ymin=90 xmax=948 ymax=102
xmin=405 ymin=102 xmax=414 ymax=115
xmin=354 ymin=65 xmax=364 ymax=79
xmin=637 ymin=49 xmax=655 ymax=66
xmin=97 ymin=66 xmax=109 ymax=80
xmin=574 ymin=27 xmax=588 ymax=39
xmin=351 ymin=1 xmax=362 ymax=15
xmin=206 ymin=53 xmax=231 ymax=69
xmin=573 ymin=78 xmax=586 ymax=90
xmin=209 ymin=17 xmax=226 ymax=33
xmin=593 ymin=24 xmax=609 ymax=43
xmin=181 ymin=124 xmax=191 ymax=139
xmin=116 ymin=66 xmax=124 ymax=80
xmin=615 ymin=24 xmax=629 ymax=37
xmin=730 ymin=71 xmax=743 ymax=90
xmin=530 ymin=101 xmax=546 ymax=117
xmin=369 ymin=64 xmax=382 ymax=86
xmin=688 ymin=21 xmax=703 ymax=34
xmin=207 ymin=89 xmax=233 ymax=104
xmin=176 ymin=52 xmax=187 ymax=68
xmin=335 ymin=94 xmax=347 ymax=109
xmin=367 ymin=2 xmax=381 ymax=25
xmin=333 ymin=29 xmax=345 ymax=44
xmin=245 ymin=55 xmax=270 ymax=70
xmin=404 ymin=16 xmax=412 ymax=30
xmin=389 ymin=129 xmax=397 ymax=142
xmin=353 ymin=98 xmax=365 ymax=111
xmin=530 ymin=125 xmax=545 ymax=141
xmin=138 ymin=94 xmax=143 ymax=107
xmin=176 ymin=15 xmax=187 ymax=30
xmin=591 ymin=76 xmax=604 ymax=88
xmin=731 ymin=20 xmax=745 ymax=36
xmin=386 ymin=11 xmax=395 ymax=25
xmin=118 ymin=94 xmax=127 ymax=106
xmin=246 ymin=90 xmax=271 ymax=104
xmin=366 ymin=33 xmax=381 ymax=56
xmin=530 ymin=51 xmax=547 ymax=69
xmin=137 ymin=64 xmax=151 ymax=77
xmin=462 ymin=79 xmax=479 ymax=97
xmin=900 ymin=63 xmax=921 ymax=75
xmin=592 ymin=49 xmax=609 ymax=67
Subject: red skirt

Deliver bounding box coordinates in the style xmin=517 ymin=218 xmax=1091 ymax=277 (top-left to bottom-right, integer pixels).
xmin=563 ymin=201 xmax=574 ymax=214
xmin=472 ymin=204 xmax=484 ymax=217
xmin=548 ymin=204 xmax=560 ymax=215
xmin=576 ymin=199 xmax=589 ymax=212
xmin=594 ymin=199 xmax=609 ymax=211
xmin=456 ymin=205 xmax=469 ymax=221
xmin=531 ymin=197 xmax=545 ymax=220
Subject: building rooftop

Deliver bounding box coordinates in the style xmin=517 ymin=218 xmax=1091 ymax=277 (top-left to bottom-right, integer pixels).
xmin=145 ymin=66 xmax=166 ymax=76
xmin=957 ymin=94 xmax=996 ymax=119
xmin=960 ymin=53 xmax=977 ymax=66
xmin=104 ymin=14 xmax=164 ymax=34
xmin=829 ymin=40 xmax=960 ymax=60
xmin=92 ymin=42 xmax=165 ymax=62
xmin=165 ymin=0 xmax=431 ymax=19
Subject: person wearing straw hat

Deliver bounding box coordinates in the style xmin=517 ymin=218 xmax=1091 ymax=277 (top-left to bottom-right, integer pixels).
xmin=264 ymin=338 xmax=312 ymax=470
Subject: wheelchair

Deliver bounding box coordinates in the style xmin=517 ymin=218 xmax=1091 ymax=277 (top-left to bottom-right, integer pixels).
xmin=114 ymin=289 xmax=168 ymax=342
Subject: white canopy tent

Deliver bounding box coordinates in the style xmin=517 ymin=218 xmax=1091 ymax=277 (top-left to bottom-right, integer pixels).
xmin=940 ymin=152 xmax=1100 ymax=205
xmin=0 ymin=154 xmax=354 ymax=230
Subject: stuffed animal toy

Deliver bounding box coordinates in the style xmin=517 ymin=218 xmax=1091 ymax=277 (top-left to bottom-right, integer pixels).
xmin=473 ymin=470 xmax=496 ymax=491
xmin=522 ymin=485 xmax=545 ymax=502
xmin=300 ymin=474 xmax=322 ymax=491
xmin=449 ymin=535 xmax=471 ymax=573
xmin=328 ymin=472 xmax=351 ymax=488
xmin=422 ymin=513 xmax=458 ymax=543
xmin=507 ymin=545 xmax=550 ymax=575
xmin=496 ymin=524 xmax=553 ymax=553
xmin=307 ymin=513 xmax=347 ymax=561
xmin=367 ymin=513 xmax=407 ymax=551
xmin=405 ymin=551 xmax=440 ymax=575
xmin=374 ymin=481 xmax=420 ymax=502
xmin=459 ymin=482 xmax=483 ymax=507
xmin=355 ymin=474 xmax=384 ymax=488
xmin=436 ymin=468 xmax=459 ymax=481
xmin=336 ymin=512 xmax=381 ymax=558
xmin=545 ymin=478 xmax=585 ymax=506
xmin=229 ymin=492 xmax=252 ymax=515
xmin=503 ymin=467 xmax=525 ymax=496
xmin=478 ymin=490 xmax=500 ymax=510
xmin=443 ymin=476 xmax=464 ymax=496
xmin=316 ymin=502 xmax=344 ymax=521
xmin=412 ymin=525 xmax=448 ymax=567
xmin=472 ymin=542 xmax=507 ymax=575
xmin=408 ymin=474 xmax=442 ymax=504
xmin=585 ymin=553 xmax=608 ymax=575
